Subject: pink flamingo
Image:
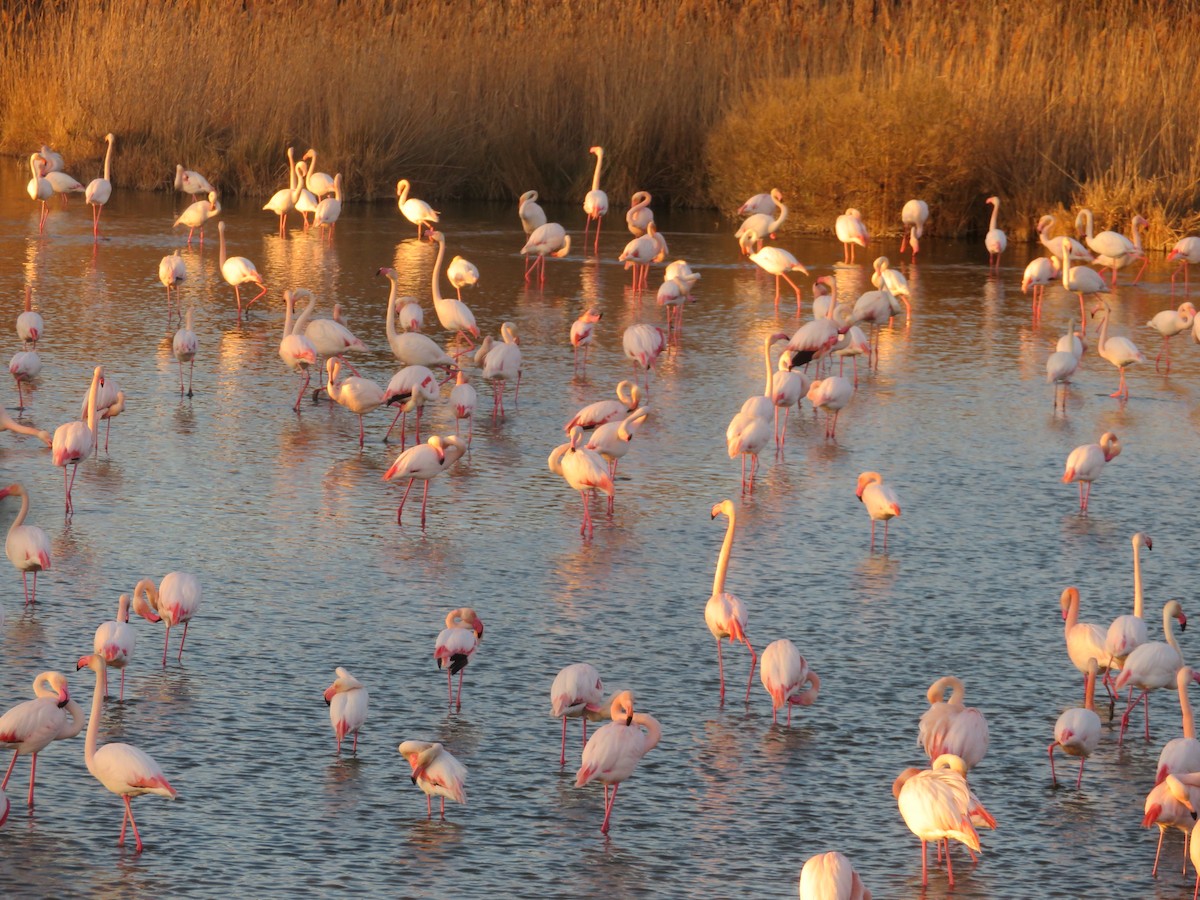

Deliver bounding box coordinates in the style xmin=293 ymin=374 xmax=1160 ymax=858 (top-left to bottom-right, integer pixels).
xmin=0 ymin=671 xmax=83 ymax=808
xmin=521 ymin=223 xmax=571 ymax=284
xmin=984 ymin=196 xmax=1007 ymax=268
xmin=735 ymin=188 xmax=786 ymax=255
xmin=217 ymin=221 xmax=266 ymax=322
xmin=856 ymin=471 xmax=901 ymax=550
xmin=0 ymin=483 xmax=50 ymax=606
xmin=625 ymin=190 xmax=654 ymax=236
xmin=1157 ymin=666 xmax=1200 ymax=785
xmin=16 ymin=285 xmax=43 ymax=349
xmin=1060 ymin=587 xmax=1114 ymax=705
xmin=429 ymin=231 xmax=479 ymax=351
xmin=565 ymin=381 xmax=641 ymax=432
xmin=382 ymin=435 xmax=467 ymax=527
xmin=382 ymin=366 xmax=438 ymax=448
xmin=759 ymin=639 xmax=820 ymax=725
xmin=582 ymin=146 xmax=609 ymax=252
xmin=899 ymin=199 xmax=929 ymax=257
xmin=434 ymin=608 xmax=484 ymax=711
xmin=807 ymin=376 xmax=853 ymax=439
xmin=1104 ymin=533 xmax=1153 ymax=695
xmin=748 ymin=246 xmax=809 ymax=315
xmin=174 ymin=164 xmax=213 ymax=200
xmin=131 ymin=572 xmax=203 ymax=666
xmin=84 ymin=133 xmax=114 ymax=238
xmin=76 ymin=654 xmax=177 ymax=852
xmin=93 ymin=593 xmax=140 ymax=700
xmin=398 ymin=740 xmax=467 ymax=819
xmin=279 ymin=290 xmax=318 ymax=412
xmin=396 ymin=179 xmax=440 ymax=239
xmin=9 ymin=349 xmax=40 ymax=411
xmin=574 ymin=690 xmax=661 ymax=834
xmin=476 ymin=323 xmax=522 ymax=421
xmin=706 ymin=500 xmax=757 ymax=703
xmin=172 ymin=308 xmax=198 ymax=397
xmin=324 ymin=667 xmax=368 ymax=755
xmin=550 ymin=662 xmax=605 ymax=766
xmin=1143 ymin=771 xmax=1200 ymax=877
xmin=1115 ymin=599 xmax=1188 ymax=744
xmin=1048 ymin=658 xmax=1102 ymax=789
xmin=158 ymin=250 xmax=186 ymax=323
xmin=1091 ymin=301 xmax=1144 ymax=399
xmin=51 ymin=366 xmax=103 ymax=514
xmin=618 ymin=222 xmax=668 ymax=292
xmin=1062 ymin=431 xmax=1120 ymax=515
xmin=834 ymin=208 xmax=869 ymax=263
xmin=1022 ymin=255 xmax=1061 ymax=319
xmin=26 ymin=153 xmax=52 ymax=231
xmin=449 ymin=372 xmax=477 ymax=445
xmin=1167 ymin=236 xmax=1200 ymax=293
xmin=173 ymin=190 xmax=220 ymax=246
xmin=570 ymin=308 xmax=603 ymax=373
xmin=1147 ymin=301 xmax=1196 ymax=374
xmin=918 ymin=676 xmax=989 ymax=771
xmin=325 ymin=358 xmax=385 ymax=448
xmin=549 ymin=427 xmax=613 ymax=537
xmin=622 ymin=323 xmax=666 ymax=394
xmin=799 ymin=851 xmax=872 ymax=900
xmin=518 ymin=190 xmax=547 ymax=235
xmin=893 ymin=756 xmax=980 ymax=887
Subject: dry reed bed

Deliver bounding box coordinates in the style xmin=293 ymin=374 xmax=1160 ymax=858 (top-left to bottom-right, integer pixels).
xmin=3 ymin=1 xmax=1200 ymax=243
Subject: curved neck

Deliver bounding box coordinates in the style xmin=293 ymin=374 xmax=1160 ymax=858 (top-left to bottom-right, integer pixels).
xmin=58 ymin=698 xmax=85 ymax=740
xmin=988 ymin=200 xmax=999 ymax=231
xmin=305 ymin=152 xmax=318 ymax=190
xmin=1063 ymin=589 xmax=1079 ymax=632
xmin=287 ymin=149 xmax=295 ymax=191
xmin=135 ymin=578 xmax=160 ymax=611
xmin=1182 ymin=675 xmax=1196 ymax=739
xmin=1060 ymin=242 xmax=1071 ymax=288
xmin=1082 ymin=210 xmax=1094 ymax=241
xmin=631 ymin=712 xmax=662 ymax=752
xmin=84 ymin=661 xmax=107 ymax=769
xmin=591 ymin=150 xmax=602 ymax=192
xmin=10 ymin=487 xmax=29 ymax=531
xmin=283 ymin=294 xmax=295 ymax=339
xmin=397 ymin=180 xmax=409 ymax=204
xmin=431 ymin=239 xmax=446 ymax=305
xmin=1165 ymin=608 xmax=1183 ymax=656
xmin=770 ymin=203 xmax=787 ymax=232
xmin=1095 ymin=310 xmax=1109 ymax=353
xmin=102 ymin=136 xmax=113 ymax=181
xmin=712 ymin=510 xmax=735 ymax=596
xmin=293 ymin=294 xmax=315 ymax=334
xmin=1133 ymin=542 xmax=1145 ymax=618
xmin=325 ymin=362 xmax=342 ymax=402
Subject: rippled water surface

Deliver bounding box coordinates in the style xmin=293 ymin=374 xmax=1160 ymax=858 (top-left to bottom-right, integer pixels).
xmin=1 ymin=166 xmax=1199 ymax=898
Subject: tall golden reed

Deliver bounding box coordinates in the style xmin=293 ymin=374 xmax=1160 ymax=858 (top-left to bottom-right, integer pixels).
xmin=2 ymin=0 xmax=1199 ymax=242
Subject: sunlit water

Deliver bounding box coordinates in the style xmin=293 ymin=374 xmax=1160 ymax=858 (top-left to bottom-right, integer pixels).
xmin=0 ymin=164 xmax=1199 ymax=898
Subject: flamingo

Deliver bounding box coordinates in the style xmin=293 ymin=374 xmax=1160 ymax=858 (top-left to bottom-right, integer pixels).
xmin=76 ymin=654 xmax=177 ymax=852
xmin=8 ymin=349 xmax=40 ymax=411
xmin=477 ymin=323 xmax=522 ymax=421
xmin=622 ymin=323 xmax=666 ymax=393
xmin=0 ymin=671 xmax=83 ymax=809
xmin=656 ymin=276 xmax=695 ymax=339
xmin=893 ymin=755 xmax=981 ymax=887
xmin=1060 ymin=587 xmax=1115 ymax=704
xmin=323 ymin=667 xmax=368 ymax=755
xmin=174 ymin=164 xmax=213 ymax=200
xmin=37 ymin=145 xmax=64 ymax=174
xmin=397 ymin=179 xmax=439 ymax=239
xmin=1023 ymin=255 xmax=1062 ymax=319
xmin=158 ymin=250 xmax=186 ymax=322
xmin=586 ymin=407 xmax=650 ymax=511
xmin=378 ymin=268 xmax=456 ymax=373
xmin=382 ymin=435 xmax=467 ymax=527
xmin=326 ymin=358 xmax=385 ymax=448
xmin=1116 ymin=599 xmax=1189 ymax=744
xmin=618 ymin=222 xmax=668 ymax=292
xmin=550 ymin=427 xmax=613 ymax=537
xmin=772 ymin=347 xmax=809 ymax=443
xmin=759 ymin=639 xmax=820 ymax=725
xmin=382 ymin=365 xmax=438 ymax=447
xmin=1048 ymin=657 xmax=1103 ymax=789
xmin=0 ymin=408 xmax=50 ymax=447
xmin=833 ymin=325 xmax=871 ymax=387
xmin=799 ymin=851 xmax=872 ymax=900
xmin=292 ymin=161 xmax=320 ymax=230
xmin=871 ymin=257 xmax=910 ymax=311
xmin=734 ymin=188 xmax=786 ymax=255
xmin=848 ymin=288 xmax=899 ymax=369
xmin=565 ymin=380 xmax=641 ymax=432
xmin=550 ymin=662 xmax=605 ymax=766
xmin=918 ymin=676 xmax=989 ymax=770
xmin=80 ymin=371 xmax=124 ymax=454
xmin=1167 ymin=236 xmax=1200 ymax=292
xmin=447 ymin=255 xmax=480 ymax=301
xmin=306 ymin=303 xmax=367 ymax=394
xmin=1093 ymin=213 xmax=1149 ymax=284
xmin=1046 ymin=321 xmax=1081 ymax=412
xmin=1146 ymin=301 xmax=1196 ymax=373
xmin=26 ymin=153 xmax=53 ymax=232
xmin=217 ymin=221 xmax=266 ymax=322
xmin=433 ymin=608 xmax=484 ymax=710
xmin=84 ymin=132 xmax=114 ymax=238
xmin=397 ymin=296 xmax=424 ymax=333
xmin=521 ymin=222 xmax=571 ymax=284
xmin=429 ymin=231 xmax=479 ymax=350
xmin=706 ymin=500 xmax=757 ymax=702
xmin=398 ymin=740 xmax=467 ymax=819
xmin=1143 ymin=771 xmax=1200 ymax=877
xmin=1057 ymin=237 xmax=1108 ymax=335
xmin=1075 ymin=208 xmax=1136 ymax=284
xmin=856 ymin=471 xmax=901 ymax=549
xmin=1105 ymin=532 xmax=1153 ymax=689
xmin=173 ymin=190 xmax=220 ymax=245
xmin=312 ymin=172 xmax=342 ymax=241
xmin=93 ymin=593 xmax=140 ymax=701
xmin=449 ymin=372 xmax=477 ymax=444
xmin=1091 ymin=302 xmax=1145 ymax=400
xmin=518 ymin=189 xmax=547 ymax=235
xmin=278 ymin=289 xmax=318 ymax=411
xmin=748 ymin=246 xmax=809 ymax=314
xmin=626 ymin=190 xmax=654 ymax=236
xmin=131 ymin=573 xmax=202 ymax=666
xmin=300 ymin=149 xmax=335 ymax=198
xmin=807 ymin=376 xmax=853 ymax=439
xmin=15 ymin=285 xmax=43 ymax=350
xmin=737 ymin=191 xmax=776 ymax=217
xmin=262 ymin=147 xmax=297 ymax=236
xmin=726 ymin=394 xmax=772 ymax=493
xmin=1157 ymin=666 xmax=1200 ymax=785
xmin=44 ymin=166 xmax=84 ymax=205
xmin=984 ymin=196 xmax=1007 ymax=268
xmin=900 ymin=199 xmax=930 ymax=257
xmin=171 ymin=308 xmax=198 ymax=398
xmin=1062 ymin=431 xmax=1120 ymax=515
xmin=583 ymin=146 xmax=609 ymax=251
xmin=51 ymin=366 xmax=103 ymax=514
xmin=574 ymin=690 xmax=661 ymax=834
xmin=570 ymin=307 xmax=603 ymax=373
xmin=834 ymin=208 xmax=869 ymax=263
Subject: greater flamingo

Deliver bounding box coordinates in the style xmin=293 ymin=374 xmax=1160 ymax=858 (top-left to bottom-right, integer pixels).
xmin=93 ymin=593 xmax=138 ymax=700
xmin=1167 ymin=236 xmax=1200 ymax=293
xmin=518 ymin=189 xmax=546 ymax=235
xmin=51 ymin=365 xmax=103 ymax=514
xmin=300 ymin=149 xmax=335 ymax=198
xmin=799 ymin=851 xmax=872 ymax=900
xmin=477 ymin=322 xmax=522 ymax=420
xmin=448 ymin=371 xmax=477 ymax=444
xmin=158 ymin=250 xmax=186 ymax=322
xmin=262 ymin=147 xmax=297 ymax=236
xmin=856 ymin=471 xmax=901 ymax=549
xmin=312 ymin=172 xmax=342 ymax=241
xmin=1146 ymin=301 xmax=1196 ymax=373
xmin=1022 ymin=255 xmax=1061 ymax=319
xmin=304 ymin=302 xmax=368 ymax=384
xmin=550 ymin=426 xmax=613 ymax=537
xmin=84 ymin=132 xmax=114 ymax=238
xmin=26 ymin=153 xmax=52 ymax=232
xmin=0 ymin=408 xmax=50 ymax=447
xmin=586 ymin=407 xmax=650 ymax=511
xmin=1143 ymin=770 xmax=1200 ymax=877
xmin=564 ymin=380 xmax=641 ymax=432
xmin=1061 ymin=431 xmax=1120 ymax=515
xmin=382 ymin=435 xmax=467 ymax=526
xmin=132 ymin=572 xmax=203 ymax=666
xmin=1058 ymin=237 xmax=1108 ymax=334
xmin=918 ymin=676 xmax=989 ymax=770
xmin=324 ymin=667 xmax=368 ymax=755
xmin=1046 ymin=323 xmax=1081 ymax=412
xmin=397 ymin=179 xmax=439 ymax=239
xmin=748 ymin=245 xmax=809 ymax=314
xmin=893 ymin=755 xmax=981 ymax=887
xmin=174 ymin=164 xmax=213 ymax=200
xmin=292 ymin=161 xmax=320 ymax=229
xmin=759 ymin=639 xmax=820 ymax=725
xmin=278 ymin=289 xmax=318 ymax=411
xmin=984 ymin=196 xmax=1007 ymax=268
xmin=398 ymin=740 xmax=467 ymax=819
xmin=172 ymin=308 xmax=198 ymax=397
xmin=0 ymin=671 xmax=82 ymax=809
xmin=834 ymin=208 xmax=869 ymax=263
xmin=521 ymin=222 xmax=571 ymax=284
xmin=625 ymin=191 xmax=654 ymax=236
xmin=1105 ymin=532 xmax=1153 ymax=688
xmin=1116 ymin=599 xmax=1188 ymax=744
xmin=379 ymin=267 xmax=456 ymax=373
xmin=900 ymin=199 xmax=929 ymax=257
xmin=76 ymin=654 xmax=177 ymax=852
xmin=326 ymin=358 xmax=385 ymax=448
xmin=1075 ymin=208 xmax=1136 ymax=284
xmin=1157 ymin=666 xmax=1200 ymax=786
xmin=0 ymin=483 xmax=50 ymax=607
xmin=726 ymin=396 xmax=772 ymax=493
xmin=618 ymin=222 xmax=668 ymax=292
xmin=16 ymin=285 xmax=43 ymax=349
xmin=382 ymin=365 xmax=438 ymax=447
xmin=583 ymin=146 xmax=609 ymax=251
xmin=1060 ymin=587 xmax=1114 ymax=702
xmin=622 ymin=323 xmax=666 ymax=392
xmin=737 ymin=191 xmax=776 ymax=217
xmin=807 ymin=376 xmax=853 ymax=439
xmin=37 ymin=145 xmax=64 ymax=173
xmin=433 ymin=608 xmax=484 ymax=710
xmin=446 ymin=254 xmax=480 ymax=300
xmin=217 ymin=221 xmax=267 ymax=322
xmin=1048 ymin=657 xmax=1103 ymax=789
xmin=550 ymin=662 xmax=605 ymax=766
xmin=734 ymin=188 xmax=786 ymax=254
xmin=173 ymin=190 xmax=220 ymax=245
xmin=706 ymin=500 xmax=757 ymax=703
xmin=9 ymin=349 xmax=40 ymax=411
xmin=570 ymin=307 xmax=603 ymax=373
xmin=574 ymin=690 xmax=661 ymax=834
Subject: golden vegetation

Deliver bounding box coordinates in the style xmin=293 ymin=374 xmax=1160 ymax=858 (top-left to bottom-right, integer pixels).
xmin=3 ymin=1 xmax=1199 ymax=243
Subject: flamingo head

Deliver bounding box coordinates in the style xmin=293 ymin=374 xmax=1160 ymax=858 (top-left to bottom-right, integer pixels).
xmin=855 ymin=471 xmax=883 ymax=499
xmin=376 ymin=266 xmax=395 ymax=279
xmin=1059 ymin=586 xmax=1079 ymax=621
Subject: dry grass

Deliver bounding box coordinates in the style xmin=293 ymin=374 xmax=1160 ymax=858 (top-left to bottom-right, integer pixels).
xmin=3 ymin=1 xmax=1200 ymax=243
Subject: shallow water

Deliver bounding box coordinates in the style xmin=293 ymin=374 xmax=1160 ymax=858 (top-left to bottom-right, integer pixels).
xmin=0 ymin=165 xmax=1199 ymax=898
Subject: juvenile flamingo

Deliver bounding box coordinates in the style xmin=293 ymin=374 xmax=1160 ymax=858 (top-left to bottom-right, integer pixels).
xmin=1062 ymin=431 xmax=1120 ymax=515
xmin=132 ymin=572 xmax=203 ymax=666
xmin=759 ymin=639 xmax=820 ymax=725
xmin=0 ymin=671 xmax=82 ymax=809
xmin=0 ymin=483 xmax=50 ymax=606
xmin=574 ymin=690 xmax=661 ymax=834
xmin=1048 ymin=657 xmax=1103 ymax=789
xmin=398 ymin=740 xmax=467 ymax=819
xmin=76 ymin=654 xmax=177 ymax=852
xmin=706 ymin=500 xmax=757 ymax=703
xmin=324 ymin=667 xmax=368 ymax=755
xmin=433 ymin=608 xmax=484 ymax=711
xmin=550 ymin=662 xmax=605 ymax=766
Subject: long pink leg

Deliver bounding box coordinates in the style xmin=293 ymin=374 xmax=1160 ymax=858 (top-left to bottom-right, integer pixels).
xmin=1076 ymin=756 xmax=1085 ymax=789
xmin=293 ymin=370 xmax=311 ymax=411
xmin=124 ymin=797 xmax=144 ymax=852
xmin=178 ymin=622 xmax=189 ymax=662
xmin=426 ymin=793 xmax=433 ymax=818
xmin=1153 ymin=827 xmax=1166 ymax=877
xmin=560 ymin=716 xmax=568 ymax=766
xmin=921 ymin=840 xmax=928 ymax=886
xmin=383 ymin=406 xmax=404 ymax=443
xmin=27 ymin=753 xmax=36 ymax=807
xmin=600 ymin=783 xmax=620 ymax=834
xmin=419 ymin=481 xmax=430 ymax=527
xmin=161 ymin=624 xmax=171 ymax=666
xmin=582 ymin=718 xmax=589 ymax=748
xmin=119 ymin=800 xmax=129 ymax=845
xmin=1 ymin=751 xmax=17 ymax=789
xmin=455 ymin=669 xmax=464 ymax=711
xmin=716 ymin=638 xmax=725 ymax=702
xmin=445 ymin=670 xmax=453 ymax=707
xmin=21 ymin=571 xmax=29 ymax=606
xmin=120 ymin=668 xmax=126 ymax=701
xmin=440 ymin=797 xmax=446 ymax=819
xmin=396 ymin=478 xmax=416 ymax=525
xmin=743 ymin=638 xmax=757 ymax=702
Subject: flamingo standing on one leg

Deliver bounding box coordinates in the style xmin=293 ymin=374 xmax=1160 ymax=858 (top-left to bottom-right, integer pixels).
xmin=0 ymin=483 xmax=51 ymax=606
xmin=76 ymin=654 xmax=177 ymax=852
xmin=574 ymin=691 xmax=661 ymax=835
xmin=1062 ymin=432 xmax=1120 ymax=515
xmin=433 ymin=608 xmax=484 ymax=711
xmin=131 ymin=572 xmax=203 ymax=666
xmin=550 ymin=662 xmax=605 ymax=766
xmin=324 ymin=667 xmax=368 ymax=755
xmin=0 ymin=671 xmax=83 ymax=809
xmin=706 ymin=500 xmax=757 ymax=704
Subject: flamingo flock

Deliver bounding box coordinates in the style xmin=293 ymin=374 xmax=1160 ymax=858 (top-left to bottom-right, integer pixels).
xmin=7 ymin=137 xmax=1200 ymax=896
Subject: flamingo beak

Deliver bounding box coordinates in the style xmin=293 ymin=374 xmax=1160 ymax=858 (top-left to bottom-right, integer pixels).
xmin=473 ymin=619 xmax=485 ymax=639
xmin=56 ymin=686 xmax=69 ymax=708
xmin=323 ymin=685 xmax=336 ymax=705
xmin=76 ymin=654 xmax=92 ymax=671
